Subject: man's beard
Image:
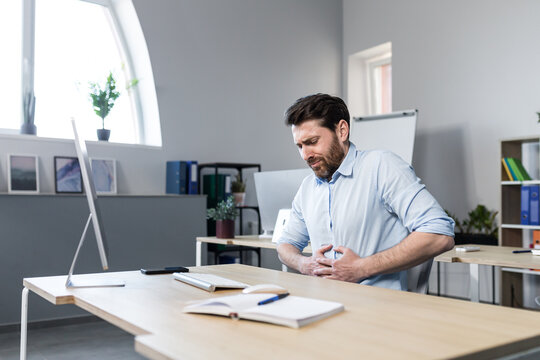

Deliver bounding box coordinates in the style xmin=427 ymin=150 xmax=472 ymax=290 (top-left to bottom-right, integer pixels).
xmin=308 ymin=136 xmax=345 ymax=181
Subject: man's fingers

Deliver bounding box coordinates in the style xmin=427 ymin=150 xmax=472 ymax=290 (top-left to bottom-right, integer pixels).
xmin=315 ymin=244 xmax=333 ymax=256
xmin=313 ymin=244 xmax=334 ymax=257
xmin=314 ymin=266 xmax=333 ymax=276
xmin=316 ymin=257 xmax=333 ymax=266
xmin=333 ymin=246 xmax=347 ymax=254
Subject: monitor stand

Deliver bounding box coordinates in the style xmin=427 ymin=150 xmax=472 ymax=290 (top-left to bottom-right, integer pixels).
xmin=65 ymin=213 xmax=125 ymax=288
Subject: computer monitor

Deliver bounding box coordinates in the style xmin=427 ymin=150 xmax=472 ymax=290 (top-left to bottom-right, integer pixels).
xmin=254 ymin=168 xmax=311 ymax=238
xmin=65 ymin=119 xmax=124 ymax=288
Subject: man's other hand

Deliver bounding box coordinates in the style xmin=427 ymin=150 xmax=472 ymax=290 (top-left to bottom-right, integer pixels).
xmin=299 ymin=244 xmax=333 ymax=276
xmin=314 ymin=246 xmax=365 ymax=282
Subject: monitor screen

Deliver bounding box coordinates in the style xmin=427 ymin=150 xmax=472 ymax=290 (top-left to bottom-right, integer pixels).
xmin=254 ymin=168 xmax=311 ymax=237
xmin=71 ymin=119 xmax=109 ymax=270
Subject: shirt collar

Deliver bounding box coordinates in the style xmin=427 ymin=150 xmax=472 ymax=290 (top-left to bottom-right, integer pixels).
xmin=315 ymin=142 xmax=357 ymax=185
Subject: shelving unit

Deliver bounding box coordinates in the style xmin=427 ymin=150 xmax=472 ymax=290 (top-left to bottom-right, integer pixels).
xmin=500 ymin=136 xmax=540 ymax=306
xmin=198 ymin=162 xmax=262 ymax=266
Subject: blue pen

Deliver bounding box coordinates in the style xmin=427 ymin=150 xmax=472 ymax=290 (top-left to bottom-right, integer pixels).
xmin=512 ymin=250 xmax=532 ymax=253
xmin=257 ymin=293 xmax=289 ymax=306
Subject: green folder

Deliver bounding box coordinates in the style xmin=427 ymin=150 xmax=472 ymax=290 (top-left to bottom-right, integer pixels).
xmin=512 ymin=158 xmax=532 ymax=181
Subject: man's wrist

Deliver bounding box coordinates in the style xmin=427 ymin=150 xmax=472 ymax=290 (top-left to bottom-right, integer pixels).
xmin=297 ymin=255 xmax=309 ymax=274
xmin=354 ymin=257 xmax=369 ymax=281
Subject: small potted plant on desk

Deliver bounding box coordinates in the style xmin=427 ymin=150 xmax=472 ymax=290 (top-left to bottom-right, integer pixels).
xmin=446 ymin=205 xmax=499 ymax=245
xmin=207 ymin=196 xmax=239 ymax=239
xmin=231 ymin=173 xmax=246 ymax=206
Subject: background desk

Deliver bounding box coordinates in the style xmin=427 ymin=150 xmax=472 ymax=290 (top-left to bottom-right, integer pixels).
xmin=196 ymin=236 xmax=313 ymax=269
xmin=22 ymin=264 xmax=540 ymax=359
xmin=435 ymin=244 xmax=540 ymax=304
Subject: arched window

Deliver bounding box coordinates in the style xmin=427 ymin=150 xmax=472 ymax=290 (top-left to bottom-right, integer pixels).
xmin=2 ymin=0 xmax=161 ymax=146
xmin=0 ymin=1 xmax=23 ymax=133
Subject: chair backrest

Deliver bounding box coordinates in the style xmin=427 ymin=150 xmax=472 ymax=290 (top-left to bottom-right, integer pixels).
xmin=407 ymin=259 xmax=433 ymax=293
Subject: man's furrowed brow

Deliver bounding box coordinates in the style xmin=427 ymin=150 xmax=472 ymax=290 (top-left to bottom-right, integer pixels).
xmin=301 ymin=136 xmax=319 ymax=145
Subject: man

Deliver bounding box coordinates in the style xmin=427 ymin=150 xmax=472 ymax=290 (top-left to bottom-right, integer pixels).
xmin=277 ymin=94 xmax=454 ymax=290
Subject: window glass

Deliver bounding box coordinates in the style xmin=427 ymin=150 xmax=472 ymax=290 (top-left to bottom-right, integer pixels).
xmin=34 ymin=0 xmax=136 ymax=143
xmin=373 ymin=62 xmax=392 ymax=114
xmin=0 ymin=2 xmax=23 ymax=130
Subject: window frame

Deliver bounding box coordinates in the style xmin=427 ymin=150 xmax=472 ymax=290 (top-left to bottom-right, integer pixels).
xmin=16 ymin=0 xmax=159 ymax=146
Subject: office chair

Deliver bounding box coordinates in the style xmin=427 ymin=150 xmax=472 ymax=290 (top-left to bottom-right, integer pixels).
xmin=407 ymin=259 xmax=433 ymax=294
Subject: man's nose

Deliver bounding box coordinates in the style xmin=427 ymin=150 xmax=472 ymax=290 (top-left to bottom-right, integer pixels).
xmin=301 ymin=147 xmax=312 ymax=161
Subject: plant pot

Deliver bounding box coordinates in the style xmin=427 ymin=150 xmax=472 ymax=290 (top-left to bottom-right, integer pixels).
xmin=233 ymin=192 xmax=246 ymax=206
xmin=20 ymin=123 xmax=37 ymax=135
xmin=216 ymin=219 xmax=235 ymax=239
xmin=97 ymin=129 xmax=111 ymax=141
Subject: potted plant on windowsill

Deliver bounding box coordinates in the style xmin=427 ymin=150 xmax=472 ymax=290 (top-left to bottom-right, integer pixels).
xmin=446 ymin=205 xmax=499 ymax=245
xmin=89 ymin=72 xmax=120 ymax=141
xmin=21 ymin=90 xmax=36 ymax=135
xmin=231 ymin=173 xmax=246 ymax=206
xmin=89 ymin=72 xmax=138 ymax=141
xmin=207 ymin=196 xmax=239 ymax=239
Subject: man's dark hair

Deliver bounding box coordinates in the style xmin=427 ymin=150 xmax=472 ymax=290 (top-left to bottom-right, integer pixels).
xmin=285 ymin=93 xmax=350 ymax=134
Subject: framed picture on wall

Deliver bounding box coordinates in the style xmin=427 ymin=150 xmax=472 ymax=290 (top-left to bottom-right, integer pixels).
xmin=8 ymin=154 xmax=39 ymax=194
xmin=90 ymin=158 xmax=117 ymax=194
xmin=54 ymin=156 xmax=83 ymax=194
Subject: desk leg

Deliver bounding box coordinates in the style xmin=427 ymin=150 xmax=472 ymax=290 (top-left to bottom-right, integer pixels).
xmin=196 ymin=241 xmax=202 ymax=267
xmin=437 ymin=262 xmax=440 ymax=296
xmin=492 ymin=266 xmax=496 ymax=304
xmin=470 ymin=264 xmax=479 ymax=302
xmin=20 ymin=287 xmax=29 ymax=360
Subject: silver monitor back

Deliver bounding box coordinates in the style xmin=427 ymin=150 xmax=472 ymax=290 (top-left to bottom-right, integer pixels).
xmin=254 ymin=168 xmax=311 ymax=237
xmin=71 ymin=119 xmax=109 ymax=270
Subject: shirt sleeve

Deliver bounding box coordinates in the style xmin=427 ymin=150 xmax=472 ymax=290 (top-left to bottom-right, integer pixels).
xmin=376 ymin=152 xmax=455 ymax=237
xmin=277 ymin=188 xmax=310 ymax=251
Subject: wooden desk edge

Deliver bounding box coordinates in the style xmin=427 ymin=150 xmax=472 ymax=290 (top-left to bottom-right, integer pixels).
xmin=196 ymin=236 xmax=313 ymax=253
xmin=135 ymin=335 xmax=174 ymax=360
xmin=23 ymin=278 xmax=73 ymax=305
xmin=23 ymin=276 xmax=150 ymax=336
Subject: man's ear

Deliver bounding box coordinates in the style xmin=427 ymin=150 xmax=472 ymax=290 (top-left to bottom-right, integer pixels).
xmin=336 ymin=119 xmax=349 ymax=142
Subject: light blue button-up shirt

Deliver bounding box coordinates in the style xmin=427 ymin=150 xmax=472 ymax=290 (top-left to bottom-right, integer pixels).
xmin=278 ymin=142 xmax=454 ymax=290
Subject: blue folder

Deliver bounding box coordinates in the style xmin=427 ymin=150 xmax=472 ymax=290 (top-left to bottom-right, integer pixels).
xmin=166 ymin=161 xmax=187 ymax=194
xmin=530 ymin=185 xmax=540 ymax=225
xmin=521 ymin=185 xmax=531 ymax=225
xmin=186 ymin=161 xmax=198 ymax=194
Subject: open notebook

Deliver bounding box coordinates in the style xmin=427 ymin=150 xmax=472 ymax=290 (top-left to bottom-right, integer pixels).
xmin=183 ymin=293 xmax=344 ymax=328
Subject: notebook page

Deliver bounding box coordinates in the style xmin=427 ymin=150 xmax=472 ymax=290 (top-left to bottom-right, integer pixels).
xmin=245 ymin=296 xmax=343 ymax=320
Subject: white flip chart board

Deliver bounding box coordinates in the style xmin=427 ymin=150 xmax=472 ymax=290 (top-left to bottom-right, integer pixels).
xmin=350 ymin=110 xmax=417 ymax=165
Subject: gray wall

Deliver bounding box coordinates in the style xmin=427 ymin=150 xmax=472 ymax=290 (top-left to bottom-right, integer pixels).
xmin=2 ymin=195 xmax=205 ymax=326
xmin=135 ymin=0 xmax=341 ymax=172
xmin=343 ymin=0 xmax=540 ymax=302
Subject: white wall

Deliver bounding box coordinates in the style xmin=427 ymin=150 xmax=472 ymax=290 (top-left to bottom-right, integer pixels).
xmin=0 ymin=0 xmax=342 ymax=195
xmin=344 ymin=0 xmax=540 ymax=218
xmin=343 ymin=0 xmax=540 ymax=302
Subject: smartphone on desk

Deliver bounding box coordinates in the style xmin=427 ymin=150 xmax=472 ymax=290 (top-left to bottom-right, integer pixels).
xmin=141 ymin=266 xmax=189 ymax=275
